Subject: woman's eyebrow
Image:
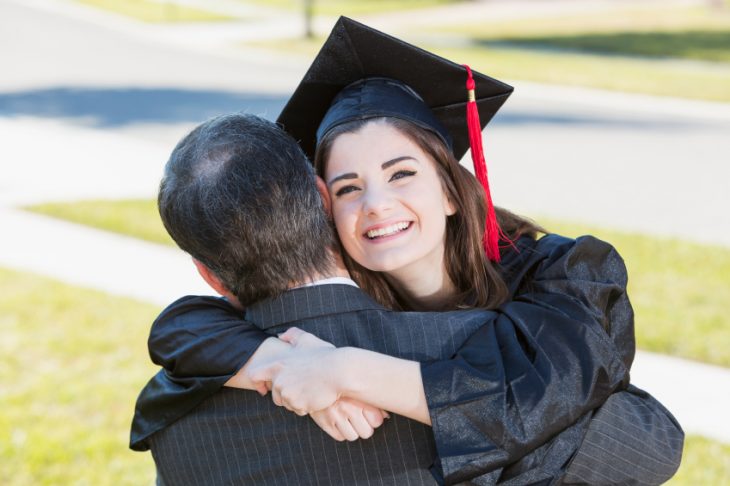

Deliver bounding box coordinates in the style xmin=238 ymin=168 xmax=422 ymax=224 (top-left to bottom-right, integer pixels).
xmin=382 ymin=156 xmax=417 ymax=170
xmin=328 ymin=172 xmax=357 ymax=186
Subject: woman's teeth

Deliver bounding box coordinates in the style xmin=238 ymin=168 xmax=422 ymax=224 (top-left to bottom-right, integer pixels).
xmin=367 ymin=222 xmax=410 ymax=239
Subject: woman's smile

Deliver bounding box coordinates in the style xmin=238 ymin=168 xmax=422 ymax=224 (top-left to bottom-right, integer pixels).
xmin=364 ymin=221 xmax=412 ymax=241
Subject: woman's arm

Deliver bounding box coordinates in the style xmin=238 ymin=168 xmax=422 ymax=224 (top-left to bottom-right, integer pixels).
xmin=247 ymin=328 xmax=430 ymax=423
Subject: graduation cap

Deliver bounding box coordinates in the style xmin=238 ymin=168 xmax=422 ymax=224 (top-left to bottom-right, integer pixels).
xmin=277 ymin=16 xmax=512 ymax=261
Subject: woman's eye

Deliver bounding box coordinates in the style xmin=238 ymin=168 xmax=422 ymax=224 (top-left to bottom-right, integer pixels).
xmin=390 ymin=170 xmax=416 ymax=182
xmin=335 ymin=185 xmax=359 ymax=197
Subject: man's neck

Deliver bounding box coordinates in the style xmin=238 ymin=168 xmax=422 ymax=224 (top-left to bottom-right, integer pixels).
xmin=290 ymin=255 xmax=352 ymax=288
xmin=222 ymin=250 xmax=352 ymax=310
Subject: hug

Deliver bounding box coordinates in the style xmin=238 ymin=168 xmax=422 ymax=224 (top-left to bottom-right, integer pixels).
xmin=130 ymin=17 xmax=683 ymax=485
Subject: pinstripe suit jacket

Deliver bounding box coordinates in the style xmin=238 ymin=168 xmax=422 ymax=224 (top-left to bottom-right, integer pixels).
xmin=148 ymin=285 xmax=681 ymax=485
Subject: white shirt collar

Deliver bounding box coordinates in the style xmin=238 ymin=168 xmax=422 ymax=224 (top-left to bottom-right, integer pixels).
xmin=294 ymin=276 xmax=359 ymax=289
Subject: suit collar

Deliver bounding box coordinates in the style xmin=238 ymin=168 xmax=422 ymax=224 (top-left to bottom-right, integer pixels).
xmin=244 ymin=284 xmax=386 ymax=330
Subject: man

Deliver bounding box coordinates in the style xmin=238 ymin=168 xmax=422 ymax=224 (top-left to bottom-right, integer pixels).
xmin=132 ymin=113 xmax=682 ymax=484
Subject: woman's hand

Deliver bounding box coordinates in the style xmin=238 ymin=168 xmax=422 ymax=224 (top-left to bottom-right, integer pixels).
xmin=247 ymin=327 xmax=345 ymax=415
xmin=310 ymin=397 xmax=389 ymax=441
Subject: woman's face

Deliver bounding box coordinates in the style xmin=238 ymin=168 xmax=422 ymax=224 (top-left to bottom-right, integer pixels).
xmin=324 ymin=122 xmax=456 ymax=278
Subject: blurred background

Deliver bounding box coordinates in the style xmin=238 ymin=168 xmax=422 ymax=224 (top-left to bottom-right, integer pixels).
xmin=1 ymin=0 xmax=729 ymax=483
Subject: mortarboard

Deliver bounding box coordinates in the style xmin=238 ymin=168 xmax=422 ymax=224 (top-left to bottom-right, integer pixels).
xmin=277 ymin=16 xmax=512 ymax=261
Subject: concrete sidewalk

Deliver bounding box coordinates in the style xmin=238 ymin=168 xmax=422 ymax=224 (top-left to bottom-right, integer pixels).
xmin=2 ymin=206 xmax=729 ymax=444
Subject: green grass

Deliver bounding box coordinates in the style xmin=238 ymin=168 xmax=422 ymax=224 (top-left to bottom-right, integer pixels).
xmin=0 ymin=268 xmax=159 ymax=484
xmin=24 ymin=200 xmax=730 ymax=368
xmin=0 ymin=269 xmax=728 ymax=482
xmin=30 ymin=199 xmax=174 ymax=247
xmin=77 ymin=0 xmax=234 ymax=23
xmin=669 ymin=435 xmax=730 ymax=485
xmin=244 ymin=0 xmax=457 ymax=15
xmin=482 ymin=31 xmax=730 ymax=63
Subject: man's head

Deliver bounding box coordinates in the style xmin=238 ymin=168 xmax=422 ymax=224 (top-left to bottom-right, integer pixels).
xmin=158 ymin=113 xmax=335 ymax=306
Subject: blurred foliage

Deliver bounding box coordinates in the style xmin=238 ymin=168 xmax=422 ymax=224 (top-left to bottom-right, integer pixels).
xmin=26 ymin=200 xmax=730 ymax=368
xmin=76 ymin=0 xmax=234 ymax=22
xmin=0 ymin=268 xmax=158 ymax=484
xmin=29 ymin=199 xmax=174 ymax=247
xmin=669 ymin=435 xmax=730 ymax=484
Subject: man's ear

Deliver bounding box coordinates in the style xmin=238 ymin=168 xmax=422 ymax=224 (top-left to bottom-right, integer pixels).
xmin=315 ymin=176 xmax=332 ymax=217
xmin=193 ymin=258 xmax=229 ymax=296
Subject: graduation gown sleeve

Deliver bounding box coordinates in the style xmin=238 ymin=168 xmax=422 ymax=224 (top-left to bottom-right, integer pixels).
xmin=146 ymin=295 xmax=268 ymax=377
xmin=420 ymin=234 xmax=633 ymax=484
xmin=129 ymin=295 xmax=269 ymax=451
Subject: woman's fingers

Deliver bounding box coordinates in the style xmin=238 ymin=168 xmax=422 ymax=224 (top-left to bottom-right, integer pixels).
xmin=335 ymin=417 xmax=361 ymax=442
xmin=361 ymin=405 xmax=386 ymax=429
xmin=278 ymin=327 xmax=305 ymax=345
xmin=345 ymin=413 xmax=374 ymax=440
xmin=271 ymin=384 xmax=283 ymax=408
xmin=339 ymin=397 xmax=387 ymax=430
xmin=309 ymin=400 xmax=382 ymax=442
xmin=247 ymin=361 xmax=280 ymax=384
xmin=279 ymin=327 xmax=335 ymax=350
xmin=310 ymin=410 xmax=346 ymax=441
xmin=337 ymin=399 xmax=376 ymax=439
xmin=254 ymin=381 xmax=270 ymax=397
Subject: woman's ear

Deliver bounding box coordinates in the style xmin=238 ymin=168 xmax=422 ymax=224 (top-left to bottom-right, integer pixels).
xmin=315 ymin=176 xmax=333 ymax=217
xmin=444 ymin=193 xmax=457 ymax=216
xmin=446 ymin=198 xmax=457 ymax=216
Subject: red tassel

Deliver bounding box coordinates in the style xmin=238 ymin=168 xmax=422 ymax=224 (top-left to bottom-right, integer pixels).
xmin=463 ymin=64 xmax=506 ymax=262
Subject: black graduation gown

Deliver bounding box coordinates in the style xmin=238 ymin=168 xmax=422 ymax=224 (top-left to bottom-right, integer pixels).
xmin=130 ymin=234 xmax=635 ymax=482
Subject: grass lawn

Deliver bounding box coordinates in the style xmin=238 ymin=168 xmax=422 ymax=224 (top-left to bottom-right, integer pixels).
xmin=670 ymin=435 xmax=730 ymax=485
xmin=0 ymin=267 xmax=158 ymax=484
xmin=76 ymin=0 xmax=234 ymax=23
xmin=24 ymin=200 xmax=730 ymax=368
xmin=30 ymin=199 xmax=174 ymax=247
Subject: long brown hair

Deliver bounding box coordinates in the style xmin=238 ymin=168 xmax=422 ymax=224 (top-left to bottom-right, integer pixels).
xmin=314 ymin=117 xmax=543 ymax=311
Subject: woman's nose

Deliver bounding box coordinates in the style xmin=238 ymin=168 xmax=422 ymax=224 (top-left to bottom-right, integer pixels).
xmin=361 ymin=186 xmax=393 ymax=217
